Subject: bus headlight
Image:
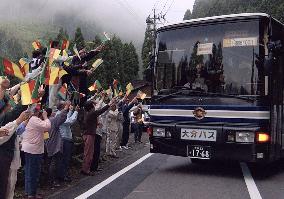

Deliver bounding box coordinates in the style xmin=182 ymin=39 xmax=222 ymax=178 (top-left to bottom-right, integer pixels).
xmin=153 ymin=127 xmax=166 ymax=137
xmin=235 ymin=132 xmax=255 ymax=143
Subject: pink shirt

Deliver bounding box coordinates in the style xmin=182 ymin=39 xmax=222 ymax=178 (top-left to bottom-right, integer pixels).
xmin=21 ymin=116 xmax=51 ymax=154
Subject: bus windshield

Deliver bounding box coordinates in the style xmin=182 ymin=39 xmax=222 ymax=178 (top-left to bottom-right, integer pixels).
xmin=155 ymin=20 xmax=265 ymax=96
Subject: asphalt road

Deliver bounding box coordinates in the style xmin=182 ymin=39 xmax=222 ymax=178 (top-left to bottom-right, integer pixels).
xmin=49 ymin=146 xmax=284 ymax=199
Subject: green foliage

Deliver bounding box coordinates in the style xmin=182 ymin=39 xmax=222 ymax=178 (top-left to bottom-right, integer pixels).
xmin=141 ymin=25 xmax=154 ymax=73
xmin=190 ymin=0 xmax=284 ymax=23
xmin=56 ymin=27 xmax=69 ymax=41
xmin=74 ymin=27 xmax=85 ymax=51
xmin=0 ymin=30 xmax=24 ymax=62
xmin=183 ymin=9 xmax=192 ymax=20
xmin=88 ymin=36 xmax=139 ymax=89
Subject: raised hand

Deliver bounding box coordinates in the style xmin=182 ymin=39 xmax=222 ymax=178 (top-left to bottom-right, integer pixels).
xmin=0 ymin=129 xmax=9 ymax=137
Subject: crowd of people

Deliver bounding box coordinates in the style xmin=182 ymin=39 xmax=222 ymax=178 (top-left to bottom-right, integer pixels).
xmin=0 ymin=40 xmax=146 ymax=199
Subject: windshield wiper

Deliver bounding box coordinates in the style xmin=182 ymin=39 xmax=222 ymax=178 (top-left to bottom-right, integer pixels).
xmin=172 ymin=86 xmax=255 ymax=102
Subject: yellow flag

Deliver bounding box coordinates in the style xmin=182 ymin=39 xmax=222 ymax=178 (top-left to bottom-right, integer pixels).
xmin=137 ymin=90 xmax=147 ymax=100
xmin=92 ymin=59 xmax=103 ymax=71
xmin=58 ymin=69 xmax=67 ymax=79
xmin=53 ymin=49 xmax=61 ymax=60
xmin=126 ymin=83 xmax=134 ymax=95
xmin=19 ymin=58 xmax=29 ymax=76
xmin=48 ymin=67 xmax=60 ymax=85
xmin=20 ymin=82 xmax=33 ymax=105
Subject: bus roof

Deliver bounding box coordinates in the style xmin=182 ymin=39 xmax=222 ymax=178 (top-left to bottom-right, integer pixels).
xmin=158 ymin=13 xmax=283 ymax=31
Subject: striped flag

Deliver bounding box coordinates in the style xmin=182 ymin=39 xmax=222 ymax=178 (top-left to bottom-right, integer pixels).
xmin=32 ymin=40 xmax=42 ymax=50
xmin=88 ymin=80 xmax=102 ymax=92
xmin=102 ymin=32 xmax=111 ymax=43
xmin=58 ymin=84 xmax=68 ymax=100
xmin=91 ymin=59 xmax=103 ymax=71
xmin=73 ymin=44 xmax=81 ymax=60
xmin=44 ymin=67 xmax=68 ymax=85
xmin=20 ymin=80 xmax=37 ymax=105
xmin=19 ymin=58 xmax=30 ymax=77
xmin=48 ymin=48 xmax=61 ymax=66
xmin=137 ymin=90 xmax=147 ymax=100
xmin=61 ymin=39 xmax=70 ymax=50
xmin=113 ymin=79 xmax=118 ymax=88
xmin=31 ymin=78 xmax=41 ymax=103
xmin=126 ymin=83 xmax=134 ymax=96
xmin=0 ymin=57 xmax=25 ymax=80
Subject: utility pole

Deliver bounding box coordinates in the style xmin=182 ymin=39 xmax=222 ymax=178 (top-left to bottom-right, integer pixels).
xmin=145 ymin=8 xmax=165 ymax=91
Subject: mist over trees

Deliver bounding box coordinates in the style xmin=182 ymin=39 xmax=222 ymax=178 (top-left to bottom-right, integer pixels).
xmin=183 ymin=0 xmax=284 ymax=23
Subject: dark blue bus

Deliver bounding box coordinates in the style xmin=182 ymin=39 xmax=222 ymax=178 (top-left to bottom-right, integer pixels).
xmin=148 ymin=13 xmax=284 ymax=163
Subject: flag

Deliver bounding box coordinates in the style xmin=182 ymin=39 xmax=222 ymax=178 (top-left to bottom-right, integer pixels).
xmin=0 ymin=57 xmax=25 ymax=80
xmin=73 ymin=44 xmax=81 ymax=60
xmin=119 ymin=91 xmax=124 ymax=96
xmin=114 ymin=88 xmax=118 ymax=97
xmin=31 ymin=77 xmax=41 ymax=103
xmin=61 ymin=39 xmax=70 ymax=50
xmin=59 ymin=69 xmax=67 ymax=79
xmin=91 ymin=59 xmax=103 ymax=71
xmin=32 ymin=40 xmax=42 ymax=50
xmin=48 ymin=48 xmax=61 ymax=66
xmin=19 ymin=58 xmax=30 ymax=76
xmin=88 ymin=80 xmax=102 ymax=91
xmin=44 ymin=67 xmax=67 ymax=85
xmin=113 ymin=79 xmax=118 ymax=88
xmin=20 ymin=80 xmax=37 ymax=105
xmin=102 ymin=32 xmax=111 ymax=43
xmin=126 ymin=82 xmax=134 ymax=95
xmin=137 ymin=90 xmax=147 ymax=100
xmin=46 ymin=67 xmax=59 ymax=85
xmin=58 ymin=84 xmax=67 ymax=100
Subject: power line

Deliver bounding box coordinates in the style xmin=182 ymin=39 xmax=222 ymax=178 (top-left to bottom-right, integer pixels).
xmin=116 ymin=0 xmax=145 ymax=30
xmin=164 ymin=0 xmax=175 ymax=16
xmin=160 ymin=0 xmax=169 ymax=14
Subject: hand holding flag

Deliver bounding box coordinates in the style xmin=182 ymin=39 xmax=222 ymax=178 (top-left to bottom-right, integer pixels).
xmin=137 ymin=90 xmax=147 ymax=100
xmin=91 ymin=59 xmax=103 ymax=72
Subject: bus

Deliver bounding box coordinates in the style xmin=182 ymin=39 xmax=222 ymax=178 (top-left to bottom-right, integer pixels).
xmin=148 ymin=13 xmax=284 ymax=163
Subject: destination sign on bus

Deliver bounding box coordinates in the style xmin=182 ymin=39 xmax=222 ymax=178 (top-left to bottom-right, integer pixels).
xmin=223 ymin=37 xmax=258 ymax=47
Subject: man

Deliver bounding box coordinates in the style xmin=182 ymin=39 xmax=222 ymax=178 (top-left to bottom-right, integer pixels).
xmin=58 ymin=104 xmax=79 ymax=182
xmin=45 ymin=101 xmax=70 ymax=186
xmin=62 ymin=45 xmax=105 ymax=106
xmin=120 ymin=97 xmax=138 ymax=149
xmin=81 ymin=98 xmax=114 ymax=175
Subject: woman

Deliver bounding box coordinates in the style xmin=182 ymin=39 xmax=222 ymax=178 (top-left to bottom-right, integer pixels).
xmin=21 ymin=108 xmax=51 ymax=199
xmin=106 ymin=104 xmax=120 ymax=158
xmin=81 ymin=99 xmax=113 ymax=176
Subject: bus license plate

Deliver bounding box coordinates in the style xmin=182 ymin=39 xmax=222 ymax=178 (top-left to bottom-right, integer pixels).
xmin=181 ymin=128 xmax=217 ymax=141
xmin=188 ymin=146 xmax=211 ymax=159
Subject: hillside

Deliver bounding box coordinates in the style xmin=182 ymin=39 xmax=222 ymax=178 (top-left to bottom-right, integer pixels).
xmin=184 ymin=0 xmax=284 ymax=23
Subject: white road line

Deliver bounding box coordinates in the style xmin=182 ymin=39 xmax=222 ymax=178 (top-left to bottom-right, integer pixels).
xmin=75 ymin=153 xmax=153 ymax=199
xmin=240 ymin=162 xmax=262 ymax=199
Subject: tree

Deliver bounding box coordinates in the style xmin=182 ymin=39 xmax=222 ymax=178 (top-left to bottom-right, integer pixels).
xmin=74 ymin=27 xmax=85 ymax=50
xmin=56 ymin=27 xmax=69 ymax=42
xmin=183 ymin=9 xmax=192 ymax=20
xmin=141 ymin=25 xmax=154 ymax=75
xmin=89 ymin=36 xmax=139 ymax=89
xmin=188 ymin=0 xmax=284 ymax=23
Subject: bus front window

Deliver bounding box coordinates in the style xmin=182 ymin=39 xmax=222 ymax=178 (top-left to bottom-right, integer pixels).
xmin=155 ymin=20 xmax=265 ymax=96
